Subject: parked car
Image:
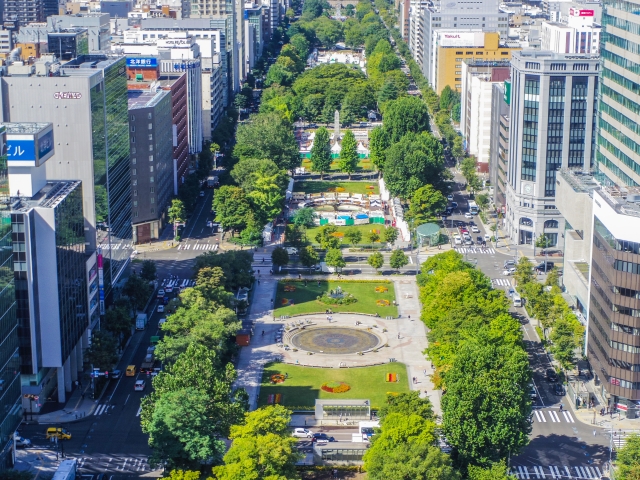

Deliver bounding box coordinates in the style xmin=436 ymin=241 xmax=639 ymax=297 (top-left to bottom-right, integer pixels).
xmin=536 ymin=262 xmax=555 ymax=272
xmin=464 ymin=238 xmax=473 ymax=245
xmin=15 ymin=435 xmax=31 ymax=448
xmin=312 ymin=433 xmax=336 ymax=443
xmin=471 ymin=225 xmax=480 ymax=233
xmin=464 ymin=212 xmax=473 ymax=218
xmin=454 ymin=235 xmax=462 ymax=245
xmin=292 ymin=428 xmax=314 ymax=438
xmin=134 ymin=380 xmax=146 ymax=391
xmin=554 ymin=383 xmax=564 ymax=396
xmin=546 ymin=368 xmax=558 ymax=382
xmin=451 ymin=202 xmax=458 ymax=209
xmin=529 ymin=384 xmax=537 ymax=400
xmin=157 ymin=289 xmax=165 ymax=298
xmin=485 ymin=234 xmax=491 ymax=242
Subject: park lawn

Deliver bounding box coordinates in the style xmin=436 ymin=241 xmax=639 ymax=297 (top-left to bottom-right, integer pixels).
xmin=305 ymin=224 xmax=388 ymax=246
xmin=294 ymin=181 xmax=379 ymax=195
xmin=258 ymin=362 xmax=410 ymax=409
xmin=300 ymin=158 xmax=375 ymax=173
xmin=274 ymin=279 xmax=397 ymax=317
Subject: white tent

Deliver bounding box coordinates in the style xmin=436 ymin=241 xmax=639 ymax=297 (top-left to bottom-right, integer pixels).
xmin=331 ymin=142 xmax=342 ymax=154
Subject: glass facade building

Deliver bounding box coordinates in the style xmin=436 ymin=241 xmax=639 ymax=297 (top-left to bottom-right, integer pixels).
xmin=596 ymin=0 xmax=640 ymax=187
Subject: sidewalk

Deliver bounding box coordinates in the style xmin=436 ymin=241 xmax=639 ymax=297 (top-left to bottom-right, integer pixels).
xmin=27 ymin=383 xmax=97 ymax=425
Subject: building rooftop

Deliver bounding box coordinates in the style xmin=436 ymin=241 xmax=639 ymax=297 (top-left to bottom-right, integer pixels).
xmin=128 ymin=88 xmax=169 ymax=109
xmin=59 ymin=54 xmax=125 ymax=76
xmin=11 ymin=181 xmax=81 ymax=212
xmin=4 ymin=122 xmax=50 ymax=134
xmin=512 ymin=49 xmax=599 ymax=60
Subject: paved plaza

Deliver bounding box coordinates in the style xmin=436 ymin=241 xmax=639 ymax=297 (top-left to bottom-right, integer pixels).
xmin=233 ymin=275 xmax=441 ymax=416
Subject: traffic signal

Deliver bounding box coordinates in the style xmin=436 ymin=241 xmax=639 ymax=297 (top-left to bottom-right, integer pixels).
xmin=104 ymin=371 xmax=109 ymax=378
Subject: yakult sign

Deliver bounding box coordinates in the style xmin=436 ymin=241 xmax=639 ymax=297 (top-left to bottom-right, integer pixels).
xmin=439 ymin=31 xmax=485 ymax=47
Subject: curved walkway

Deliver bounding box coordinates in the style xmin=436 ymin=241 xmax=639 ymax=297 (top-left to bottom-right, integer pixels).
xmin=233 ymin=274 xmax=441 ymax=417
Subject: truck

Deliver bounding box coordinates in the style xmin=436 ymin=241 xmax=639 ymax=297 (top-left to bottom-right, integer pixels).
xmin=52 ymin=460 xmax=77 ymax=480
xmin=207 ymin=175 xmax=219 ymax=188
xmin=135 ymin=313 xmax=148 ymax=331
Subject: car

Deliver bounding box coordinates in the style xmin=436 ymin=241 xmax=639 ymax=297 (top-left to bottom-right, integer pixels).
xmin=464 ymin=212 xmax=473 ymax=218
xmin=285 ymin=247 xmax=298 ymax=255
xmin=536 ymin=262 xmax=555 ymax=272
xmin=454 ymin=235 xmax=462 ymax=245
xmin=15 ymin=435 xmax=31 ymax=448
xmin=477 ymin=236 xmax=483 ymax=243
xmin=471 ymin=226 xmax=480 ymax=233
xmin=111 ymin=369 xmax=121 ymax=379
xmin=485 ymin=234 xmax=491 ymax=242
xmin=447 ymin=194 xmax=454 ymax=201
xmin=464 ymin=238 xmax=473 ymax=245
xmin=126 ymin=365 xmax=136 ymax=376
xmin=459 ymin=228 xmax=469 ymax=234
xmin=207 ymin=220 xmax=213 ymax=228
xmin=163 ymin=296 xmax=169 ymax=305
xmin=451 ymin=202 xmax=458 ymax=209
xmin=444 ymin=208 xmax=453 ymax=215
xmin=529 ymin=384 xmax=537 ymax=400
xmin=157 ymin=305 xmax=165 ymax=313
xmin=157 ymin=289 xmax=165 ymax=298
xmin=504 ymin=260 xmax=516 ymax=269
xmin=312 ymin=433 xmax=336 ymax=443
xmin=46 ymin=428 xmax=71 ymax=440
xmin=199 ymin=190 xmax=205 ymax=197
xmin=546 ymin=368 xmax=558 ymax=382
xmin=292 ymin=428 xmax=313 ymax=438
xmin=503 ymin=267 xmax=516 ymax=276
xmin=134 ymin=380 xmax=146 ymax=391
xmin=554 ymin=383 xmax=564 ymax=396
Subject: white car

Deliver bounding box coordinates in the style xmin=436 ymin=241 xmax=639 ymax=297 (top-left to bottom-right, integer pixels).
xmin=157 ymin=305 xmax=165 ymax=313
xmin=157 ymin=289 xmax=165 ymax=298
xmin=454 ymin=235 xmax=462 ymax=245
xmin=134 ymin=380 xmax=146 ymax=391
xmin=503 ymin=267 xmax=516 ymax=276
xmin=285 ymin=247 xmax=298 ymax=255
xmin=464 ymin=238 xmax=473 ymax=246
xmin=464 ymin=212 xmax=474 ymax=218
xmin=471 ymin=226 xmax=480 ymax=233
xmin=447 ymin=194 xmax=454 ymax=201
xmin=292 ymin=428 xmax=314 ymax=438
xmin=485 ymin=234 xmax=492 ymax=242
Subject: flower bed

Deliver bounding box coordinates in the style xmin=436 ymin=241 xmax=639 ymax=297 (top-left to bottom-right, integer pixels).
xmin=318 ymin=292 xmax=357 ymax=305
xmin=376 ymin=299 xmax=390 ymax=306
xmin=375 ymin=286 xmax=389 ymax=293
xmin=284 ymin=284 xmax=297 ymax=292
xmin=267 ymin=393 xmax=283 ymax=404
xmin=271 ymin=374 xmax=286 ymax=383
xmin=386 ymin=373 xmax=398 ymax=382
xmin=321 ymin=381 xmax=351 ymax=393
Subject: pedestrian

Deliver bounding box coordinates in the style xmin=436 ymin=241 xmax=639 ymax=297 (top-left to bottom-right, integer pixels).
xmin=262 ymin=257 xmax=265 ymax=263
xmin=271 ymin=299 xmax=274 ymax=304
xmin=423 ymin=369 xmax=427 ymax=376
xmin=318 ymin=281 xmax=320 ymax=286
xmin=397 ymin=333 xmax=401 ymax=339
xmin=75 ymin=380 xmax=79 ymax=388
xmin=285 ymin=373 xmax=288 ymax=379
xmin=559 ymin=403 xmax=563 ymax=411
xmin=258 ymin=269 xmax=260 ymax=275
xmin=270 ymin=269 xmax=273 ymax=274
xmin=81 ymin=393 xmax=85 ymax=400
xmin=298 ymin=274 xmax=302 ymax=279
xmin=409 ymin=315 xmax=411 ymax=321
xmin=262 ymin=330 xmax=265 ymax=336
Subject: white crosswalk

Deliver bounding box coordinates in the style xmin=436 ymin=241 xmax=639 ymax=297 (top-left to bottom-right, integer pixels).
xmin=492 ymin=278 xmax=512 ymax=287
xmin=94 ymin=404 xmax=112 ymax=416
xmin=532 ymin=408 xmax=574 ymax=423
xmin=511 ymin=465 xmax=602 ymax=479
xmin=177 ymin=243 xmax=218 ymax=251
xmin=97 ymin=242 xmax=132 ymax=251
xmin=454 ymin=247 xmax=496 ymax=254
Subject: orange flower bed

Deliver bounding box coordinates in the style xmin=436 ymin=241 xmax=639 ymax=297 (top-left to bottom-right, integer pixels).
xmin=376 ymin=299 xmax=390 ymax=306
xmin=331 ymin=232 xmax=345 ymax=237
xmin=275 ymin=393 xmax=282 ymax=404
xmin=271 ymin=374 xmax=286 ymax=383
xmin=321 ymin=381 xmax=351 ymax=393
xmin=375 ymin=286 xmax=388 ymax=293
xmin=281 ymin=298 xmax=290 ymax=305
xmin=284 ymin=285 xmax=296 ymax=292
xmin=386 ymin=373 xmax=397 ymax=382
xmin=366 ymin=185 xmax=375 ymax=189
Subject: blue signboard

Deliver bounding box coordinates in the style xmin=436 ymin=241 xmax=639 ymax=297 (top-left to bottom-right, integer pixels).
xmin=38 ymin=129 xmax=54 ymax=160
xmin=6 ymin=139 xmax=36 ymax=161
xmin=126 ymin=57 xmax=158 ymax=68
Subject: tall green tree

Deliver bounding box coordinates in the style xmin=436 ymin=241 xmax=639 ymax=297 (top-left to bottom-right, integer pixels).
xmin=315 ymin=225 xmax=340 ymax=250
xmin=140 ymin=260 xmax=157 ymax=282
xmin=378 ymin=391 xmax=434 ymax=421
xmin=514 ymin=257 xmax=534 ymax=286
xmin=389 ymin=249 xmax=408 ymax=272
xmin=441 ymin=334 xmax=532 ymax=466
xmin=289 ymin=33 xmax=311 ymax=59
xmin=122 ymin=274 xmax=153 ymax=311
xmin=310 ymin=127 xmax=332 ymax=179
xmin=230 ymin=158 xmax=288 ymax=194
xmin=246 ymin=172 xmax=286 ymax=225
xmin=383 ymin=96 xmax=431 ymax=143
xmin=324 ymin=248 xmax=346 ymax=271
xmin=271 ymin=247 xmax=290 ymax=269
xmin=615 ymin=433 xmax=640 ymax=480
xmin=384 ymin=227 xmax=399 ymax=245
xmin=213 ymin=186 xmax=252 ymax=233
xmin=369 ymin=126 xmax=390 ymax=175
xmin=468 ymin=461 xmax=512 ymax=480
xmin=299 ymin=245 xmax=320 ymax=271
xmin=168 ymin=199 xmax=186 ymax=238
xmin=409 ymin=185 xmax=447 ymax=223
xmin=367 ymin=251 xmax=384 ymax=272
xmin=193 ymin=250 xmax=254 ymax=291
xmin=338 ymin=130 xmax=358 ymax=179
xmin=345 ymin=227 xmax=363 ymax=245
xmin=293 ymin=207 xmax=316 ymax=228
xmin=85 ymin=331 xmax=118 ymax=370
xmin=213 ymin=406 xmax=301 ymax=480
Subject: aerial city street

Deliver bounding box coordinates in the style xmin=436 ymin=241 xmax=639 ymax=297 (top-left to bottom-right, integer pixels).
xmin=0 ymin=0 xmax=639 ymax=478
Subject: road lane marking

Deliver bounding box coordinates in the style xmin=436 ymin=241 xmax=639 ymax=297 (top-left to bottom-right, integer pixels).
xmin=549 ymin=410 xmax=560 ymax=422
xmin=534 ymin=410 xmax=545 ymax=422
xmin=562 ymin=410 xmax=575 ymax=423
xmin=124 ymin=394 xmax=130 ymax=405
xmin=136 ymin=406 xmax=142 ymax=417
xmin=532 ymin=466 xmax=543 ymax=478
xmin=550 ymin=466 xmax=561 ymax=478
xmin=563 ymin=466 xmax=571 ymax=478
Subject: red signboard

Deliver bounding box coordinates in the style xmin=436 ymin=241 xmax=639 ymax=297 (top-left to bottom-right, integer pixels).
xmin=617 ymin=403 xmax=628 ymax=411
xmin=571 ymin=7 xmax=595 ymax=16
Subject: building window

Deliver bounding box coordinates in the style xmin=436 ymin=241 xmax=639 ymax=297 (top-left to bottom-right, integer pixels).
xmin=134 ymin=211 xmax=139 ymax=218
xmin=149 ymin=145 xmax=153 ymax=152
xmin=133 ymin=180 xmax=138 ymax=186
xmin=132 ymin=169 xmax=137 ymax=176
xmin=525 ymin=62 xmax=540 ymax=69
xmin=148 ymin=123 xmax=153 ymax=130
xmin=133 ymin=201 xmax=138 ymax=207
xmin=550 ymin=63 xmax=567 ymax=71
xmin=149 ymin=155 xmax=154 ymax=162
xmin=132 ymin=157 xmax=137 ymax=164
xmin=131 ymin=147 xmax=136 ymax=154
xmin=544 ymin=220 xmax=559 ymax=228
xmin=520 ymin=217 xmax=533 ymax=227
xmin=151 ymin=208 xmax=156 ymax=214
xmin=521 ymin=75 xmax=540 ymax=182
xmin=148 ymin=113 xmax=153 ymax=119
xmin=456 ymin=51 xmax=463 ymax=54
xmin=131 ymin=136 xmax=135 ymax=143
xmin=130 ymin=115 xmax=135 ymax=121
xmin=148 ymin=134 xmax=153 ymax=141
xmin=133 ymin=190 xmax=138 ymax=196
xmin=130 ymin=125 xmax=135 ymax=132
xmin=150 ymin=166 xmax=154 ymax=172
xmin=151 ymin=197 xmax=155 ymax=203
xmin=150 ymin=176 xmax=154 ymax=183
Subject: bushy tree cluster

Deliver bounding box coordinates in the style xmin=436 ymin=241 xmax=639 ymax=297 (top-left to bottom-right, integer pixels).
xmin=417 ymin=251 xmax=532 ymax=468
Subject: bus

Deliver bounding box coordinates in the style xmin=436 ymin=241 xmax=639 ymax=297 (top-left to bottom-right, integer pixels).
xmin=358 ymin=420 xmax=380 ymax=440
xmin=468 ymin=200 xmax=479 ymax=215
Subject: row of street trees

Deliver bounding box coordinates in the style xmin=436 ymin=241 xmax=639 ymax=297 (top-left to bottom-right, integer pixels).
xmin=418 ymin=251 xmax=532 ymax=471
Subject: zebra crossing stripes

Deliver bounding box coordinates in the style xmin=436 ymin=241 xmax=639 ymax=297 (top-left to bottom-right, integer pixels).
xmin=454 ymin=247 xmax=496 ymax=254
xmin=531 ymin=408 xmax=574 ymax=423
xmin=177 ymin=243 xmax=218 ymax=251
xmin=94 ymin=404 xmax=112 ymax=416
xmin=511 ymin=465 xmax=602 ymax=479
xmin=492 ymin=278 xmax=512 ymax=287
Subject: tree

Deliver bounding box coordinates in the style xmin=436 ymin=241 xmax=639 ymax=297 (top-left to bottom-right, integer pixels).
xmin=383 ymin=132 xmax=445 ymax=199
xmin=299 ymin=246 xmax=320 ymax=271
xmin=378 ymin=391 xmax=434 ymax=421
xmin=104 ymin=306 xmax=134 ymax=340
xmin=230 ymin=158 xmax=288 ymax=194
xmin=384 ymin=227 xmax=399 ymax=245
xmin=85 ymin=330 xmax=118 ymax=370
xmin=213 ymin=186 xmax=252 ymax=233
xmin=476 ymin=193 xmax=490 ymax=212
xmin=383 ymin=97 xmax=431 ymax=143
xmin=366 ymin=441 xmax=460 ymax=480
xmin=615 ymin=433 xmax=640 ymax=480
xmin=122 ymin=274 xmax=153 ymax=311
xmin=315 ymin=225 xmax=340 ymax=250
xmin=452 ymin=135 xmax=464 ymax=162
xmin=389 ymin=249 xmax=408 ymax=272
xmin=468 ymin=461 xmax=512 ymax=480
xmin=213 ymin=406 xmax=301 ymax=480
xmin=514 ymin=257 xmax=534 ymax=286
xmin=234 ymin=112 xmax=300 ymax=171
xmin=409 ymin=185 xmax=447 ymax=223
xmin=247 ymin=172 xmax=286 ymax=225
xmin=345 ymin=227 xmax=362 ymax=245
xmin=377 ymin=79 xmax=399 ymax=104
xmin=549 ymin=316 xmax=580 ymax=368
xmin=194 ymin=250 xmax=254 ymax=291
xmin=368 ymin=231 xmax=380 ymax=243
xmin=535 ymin=233 xmax=554 ymax=252
xmin=367 ymin=251 xmax=384 ymax=272
xmin=271 ymin=247 xmax=290 ymax=269
xmin=441 ymin=335 xmax=531 ymax=466
xmin=140 ymin=260 xmax=157 ymax=282
xmin=165 ymin=470 xmax=201 ymax=480
xmin=338 ymin=130 xmax=358 ymax=179
xmin=324 ymin=248 xmax=346 ymax=272
xmin=290 ymin=34 xmax=311 ymax=59
xmin=369 ymin=126 xmax=390 ymax=175
xmin=310 ymin=127 xmax=332 ymax=179
xmin=293 ymin=207 xmax=316 ymax=228
xmin=168 ymin=199 xmax=186 ymax=239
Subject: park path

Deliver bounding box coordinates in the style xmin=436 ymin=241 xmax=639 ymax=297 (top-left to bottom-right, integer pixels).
xmin=233 ymin=274 xmax=441 ymax=417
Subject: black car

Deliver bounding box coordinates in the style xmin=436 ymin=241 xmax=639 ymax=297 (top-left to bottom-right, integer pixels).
xmin=476 ymin=236 xmax=483 ymax=243
xmin=554 ymin=383 xmax=564 ymax=396
xmin=312 ymin=433 xmax=336 ymax=443
xmin=546 ymin=368 xmax=558 ymax=382
xmin=536 ymin=262 xmax=555 ymax=272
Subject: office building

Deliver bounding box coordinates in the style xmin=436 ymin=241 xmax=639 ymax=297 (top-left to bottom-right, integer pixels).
xmin=0 ymin=54 xmax=132 ymax=303
xmin=101 ymin=0 xmax=133 ymax=17
xmin=503 ymin=50 xmax=599 ymax=247
xmin=489 ymin=82 xmax=510 ymax=212
xmin=0 ymin=29 xmax=12 ymax=54
xmin=201 ymin=55 xmax=225 ymax=139
xmin=46 ymin=14 xmax=110 ymax=52
xmin=0 ymin=125 xmax=23 ymax=470
xmin=595 ymin=0 xmax=640 ymax=187
xmin=128 ymin=89 xmax=173 ymax=243
xmin=428 ymin=31 xmax=519 ymax=93
xmin=3 ymin=0 xmax=44 ymax=26
xmin=460 ymin=59 xmax=510 ymax=168
xmin=540 ymin=7 xmax=601 ymax=54
xmin=47 ymin=29 xmax=89 ymax=61
xmin=399 ymin=0 xmax=410 ymax=41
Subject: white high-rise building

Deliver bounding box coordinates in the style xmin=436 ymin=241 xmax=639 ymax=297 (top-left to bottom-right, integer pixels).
xmin=541 ymin=7 xmax=601 ymax=54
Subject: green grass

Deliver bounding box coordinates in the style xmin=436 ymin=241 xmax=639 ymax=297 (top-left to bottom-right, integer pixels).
xmin=294 ymin=181 xmax=380 ymax=195
xmin=305 ymin=224 xmax=387 ymax=246
xmin=300 ymin=158 xmax=375 ymax=173
xmin=258 ymin=362 xmax=410 ymax=409
xmin=274 ymin=280 xmax=397 ymax=317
